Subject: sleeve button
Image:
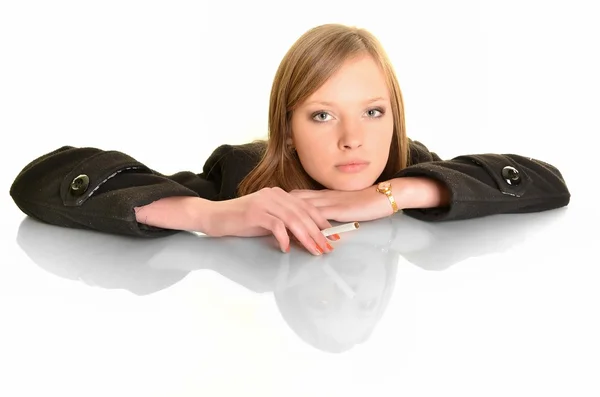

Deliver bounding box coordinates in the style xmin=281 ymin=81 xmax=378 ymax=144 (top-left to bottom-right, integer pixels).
xmin=501 ymin=166 xmax=521 ymax=185
xmin=70 ymin=174 xmax=90 ymax=196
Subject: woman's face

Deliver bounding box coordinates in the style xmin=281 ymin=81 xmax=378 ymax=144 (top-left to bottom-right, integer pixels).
xmin=290 ymin=54 xmax=394 ymax=191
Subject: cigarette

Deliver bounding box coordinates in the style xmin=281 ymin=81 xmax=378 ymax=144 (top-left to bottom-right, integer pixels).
xmin=321 ymin=222 xmax=360 ymax=237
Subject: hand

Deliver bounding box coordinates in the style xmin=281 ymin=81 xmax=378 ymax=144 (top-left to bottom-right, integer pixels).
xmin=289 ymin=185 xmax=395 ymax=222
xmin=205 ymin=187 xmax=337 ymax=256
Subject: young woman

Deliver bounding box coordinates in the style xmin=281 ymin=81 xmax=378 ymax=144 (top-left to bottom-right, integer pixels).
xmin=9 ymin=24 xmax=571 ymax=256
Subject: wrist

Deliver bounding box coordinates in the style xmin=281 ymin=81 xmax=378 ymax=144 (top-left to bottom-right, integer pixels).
xmin=200 ymin=199 xmax=228 ymax=236
xmin=374 ymin=181 xmax=400 ymax=215
xmin=390 ymin=177 xmax=450 ymax=210
xmin=180 ymin=196 xmax=223 ymax=236
xmin=134 ymin=195 xmax=218 ymax=233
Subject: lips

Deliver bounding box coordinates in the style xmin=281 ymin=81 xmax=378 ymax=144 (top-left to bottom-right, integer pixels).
xmin=335 ymin=161 xmax=370 ymax=173
xmin=336 ymin=159 xmax=369 ymax=167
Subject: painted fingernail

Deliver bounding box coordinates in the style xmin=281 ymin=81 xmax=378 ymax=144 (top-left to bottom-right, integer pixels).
xmin=333 ymin=234 xmax=341 ymax=240
xmin=326 ymin=242 xmax=334 ymax=251
xmin=315 ymin=244 xmax=324 ymax=255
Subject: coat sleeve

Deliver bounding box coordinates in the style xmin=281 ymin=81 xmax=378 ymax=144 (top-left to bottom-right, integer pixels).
xmin=9 ymin=144 xmax=234 ymax=237
xmin=393 ymin=139 xmax=571 ymax=221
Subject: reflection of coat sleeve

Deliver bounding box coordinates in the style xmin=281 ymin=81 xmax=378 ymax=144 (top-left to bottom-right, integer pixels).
xmin=9 ymin=144 xmax=236 ymax=237
xmin=393 ymin=139 xmax=571 ymax=221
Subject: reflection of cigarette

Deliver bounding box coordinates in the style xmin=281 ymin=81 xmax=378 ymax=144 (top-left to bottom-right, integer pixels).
xmin=321 ymin=222 xmax=360 ymax=237
xmin=323 ymin=263 xmax=355 ymax=299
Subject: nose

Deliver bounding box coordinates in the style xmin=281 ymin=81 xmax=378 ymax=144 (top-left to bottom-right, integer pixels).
xmin=338 ymin=120 xmax=363 ymax=150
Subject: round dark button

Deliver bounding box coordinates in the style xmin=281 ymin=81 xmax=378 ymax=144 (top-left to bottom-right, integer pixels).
xmin=70 ymin=174 xmax=89 ymax=196
xmin=501 ymin=166 xmax=521 ymax=185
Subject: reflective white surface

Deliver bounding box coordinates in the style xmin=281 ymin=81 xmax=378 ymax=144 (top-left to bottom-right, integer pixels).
xmin=2 ymin=200 xmax=598 ymax=396
xmin=2 ymin=1 xmax=599 ymax=395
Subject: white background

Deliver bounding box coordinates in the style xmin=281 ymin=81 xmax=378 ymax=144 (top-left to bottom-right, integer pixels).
xmin=1 ymin=1 xmax=598 ymax=396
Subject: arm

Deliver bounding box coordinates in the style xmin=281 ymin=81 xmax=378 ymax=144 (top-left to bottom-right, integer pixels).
xmin=390 ymin=176 xmax=450 ymax=210
xmin=387 ymin=140 xmax=571 ymax=221
xmin=9 ymin=144 xmax=232 ymax=237
xmin=133 ymin=196 xmax=216 ymax=233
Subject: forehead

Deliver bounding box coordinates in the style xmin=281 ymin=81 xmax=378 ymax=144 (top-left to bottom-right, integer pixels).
xmin=307 ymin=55 xmax=389 ymax=103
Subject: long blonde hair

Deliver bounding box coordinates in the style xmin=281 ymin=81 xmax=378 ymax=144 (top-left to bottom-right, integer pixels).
xmin=237 ymin=24 xmax=409 ymax=196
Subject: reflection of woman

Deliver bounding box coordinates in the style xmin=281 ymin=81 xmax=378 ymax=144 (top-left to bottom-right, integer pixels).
xmin=274 ymin=243 xmax=398 ymax=354
xmin=17 ymin=207 xmax=564 ymax=353
xmin=16 ymin=216 xmax=401 ymax=353
xmin=10 ymin=23 xmax=570 ymax=256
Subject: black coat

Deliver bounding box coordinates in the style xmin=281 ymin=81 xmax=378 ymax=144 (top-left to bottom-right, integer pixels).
xmin=9 ymin=139 xmax=571 ymax=238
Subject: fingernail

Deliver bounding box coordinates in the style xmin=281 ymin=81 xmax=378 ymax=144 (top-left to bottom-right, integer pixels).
xmin=326 ymin=242 xmax=334 ymax=251
xmin=315 ymin=244 xmax=324 ymax=255
xmin=333 ymin=234 xmax=341 ymax=240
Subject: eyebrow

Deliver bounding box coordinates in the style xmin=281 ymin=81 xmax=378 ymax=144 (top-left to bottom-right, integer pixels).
xmin=304 ymin=96 xmax=388 ymax=107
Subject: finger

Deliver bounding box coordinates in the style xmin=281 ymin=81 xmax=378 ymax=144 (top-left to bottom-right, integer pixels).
xmin=289 ymin=189 xmax=315 ymax=198
xmin=256 ymin=213 xmax=290 ymax=253
xmin=284 ymin=194 xmax=335 ymax=249
xmin=275 ymin=207 xmax=328 ymax=256
xmin=281 ymin=190 xmax=340 ymax=239
xmin=313 ymin=206 xmax=343 ymax=223
xmin=254 ymin=190 xmax=316 ymax=254
xmin=266 ymin=189 xmax=329 ymax=255
xmin=298 ymin=196 xmax=334 ymax=209
xmin=293 ymin=198 xmax=341 ymax=241
xmin=269 ymin=189 xmax=335 ymax=255
xmin=295 ymin=196 xmax=332 ymax=229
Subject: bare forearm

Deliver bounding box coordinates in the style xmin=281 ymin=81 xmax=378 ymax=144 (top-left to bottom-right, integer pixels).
xmin=391 ymin=176 xmax=450 ymax=210
xmin=134 ymin=196 xmax=215 ymax=233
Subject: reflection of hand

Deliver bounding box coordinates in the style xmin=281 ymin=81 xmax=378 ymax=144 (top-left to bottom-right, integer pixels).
xmin=289 ymin=186 xmax=392 ymax=222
